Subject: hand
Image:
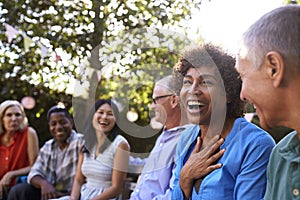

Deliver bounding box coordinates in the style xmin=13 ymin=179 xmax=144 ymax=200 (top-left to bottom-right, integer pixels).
xmin=40 ymin=182 xmax=65 ymax=200
xmin=179 ymin=135 xmax=225 ymax=199
xmin=184 ymin=135 xmax=225 ymax=180
xmin=0 ymin=171 xmax=15 ymax=187
xmin=0 ymin=183 xmax=10 ymax=200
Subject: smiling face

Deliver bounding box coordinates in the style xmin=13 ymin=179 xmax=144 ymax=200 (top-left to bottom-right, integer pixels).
xmin=151 ymin=84 xmax=174 ymax=124
xmin=93 ymin=103 xmax=116 ymax=135
xmin=2 ymin=106 xmax=23 ymax=133
xmin=180 ymin=67 xmax=225 ymax=125
xmin=48 ymin=112 xmax=73 ymax=145
xmin=235 ymin=55 xmax=279 ymax=130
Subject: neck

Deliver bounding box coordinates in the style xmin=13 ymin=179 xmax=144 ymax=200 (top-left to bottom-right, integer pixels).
xmin=96 ymin=130 xmax=107 ymax=144
xmin=1 ymin=131 xmax=16 ymax=146
xmin=57 ymin=142 xmax=68 ymax=150
xmin=200 ymin=118 xmax=235 ymax=145
xmin=164 ymin=109 xmax=182 ymax=130
xmin=5 ymin=129 xmax=17 ymax=135
xmin=278 ymin=77 xmax=300 ymax=138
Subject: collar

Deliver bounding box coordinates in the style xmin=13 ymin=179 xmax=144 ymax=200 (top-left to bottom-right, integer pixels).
xmin=278 ymin=131 xmax=300 ymax=162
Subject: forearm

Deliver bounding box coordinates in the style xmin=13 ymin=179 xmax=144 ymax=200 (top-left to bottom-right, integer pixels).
xmin=8 ymin=166 xmax=32 ymax=178
xmin=70 ymin=180 xmax=84 ymax=200
xmin=92 ymin=185 xmax=122 ymax=200
xmin=179 ymin=169 xmax=193 ymax=200
xmin=30 ymin=175 xmax=50 ymax=189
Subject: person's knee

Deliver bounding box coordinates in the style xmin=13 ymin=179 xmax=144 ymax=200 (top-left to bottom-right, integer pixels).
xmin=7 ymin=183 xmax=40 ymax=200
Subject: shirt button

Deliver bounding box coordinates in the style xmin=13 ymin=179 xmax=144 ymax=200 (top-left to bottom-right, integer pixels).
xmin=293 ymin=188 xmax=299 ymax=196
xmin=159 ymin=143 xmax=163 ymax=147
xmin=5 ymin=157 xmax=8 ymax=160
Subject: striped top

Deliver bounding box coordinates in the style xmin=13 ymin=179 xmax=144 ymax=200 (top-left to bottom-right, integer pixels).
xmin=80 ymin=134 xmax=129 ymax=198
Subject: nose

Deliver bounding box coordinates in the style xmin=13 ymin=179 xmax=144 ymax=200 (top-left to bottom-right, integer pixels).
xmin=11 ymin=114 xmax=17 ymax=121
xmin=150 ymin=101 xmax=156 ymax=109
xmin=55 ymin=122 xmax=63 ymax=130
xmin=100 ymin=113 xmax=109 ymax=119
xmin=189 ymin=82 xmax=202 ymax=95
xmin=240 ymin=90 xmax=247 ymax=102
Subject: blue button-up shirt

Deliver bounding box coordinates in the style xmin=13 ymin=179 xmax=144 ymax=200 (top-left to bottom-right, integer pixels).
xmin=130 ymin=125 xmax=189 ymax=200
xmin=172 ymin=118 xmax=275 ymax=200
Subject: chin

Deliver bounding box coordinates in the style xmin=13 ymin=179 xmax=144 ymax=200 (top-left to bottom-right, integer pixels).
xmin=187 ymin=117 xmax=200 ymax=125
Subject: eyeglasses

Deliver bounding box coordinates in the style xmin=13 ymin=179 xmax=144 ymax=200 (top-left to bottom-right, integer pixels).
xmin=152 ymin=94 xmax=174 ymax=104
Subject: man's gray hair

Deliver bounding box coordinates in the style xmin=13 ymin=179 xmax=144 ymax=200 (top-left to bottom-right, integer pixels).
xmin=155 ymin=75 xmax=181 ymax=96
xmin=241 ymin=5 xmax=300 ymax=70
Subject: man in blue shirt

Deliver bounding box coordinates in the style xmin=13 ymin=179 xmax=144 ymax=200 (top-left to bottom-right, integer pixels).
xmin=130 ymin=75 xmax=188 ymax=200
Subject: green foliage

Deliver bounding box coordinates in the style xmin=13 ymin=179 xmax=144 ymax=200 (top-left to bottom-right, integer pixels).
xmin=0 ymin=0 xmax=201 ymax=151
xmin=284 ymin=0 xmax=300 ymax=4
xmin=0 ymin=77 xmax=73 ymax=146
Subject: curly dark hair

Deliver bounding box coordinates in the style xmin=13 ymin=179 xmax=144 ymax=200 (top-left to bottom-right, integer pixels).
xmin=173 ymin=43 xmax=245 ymax=119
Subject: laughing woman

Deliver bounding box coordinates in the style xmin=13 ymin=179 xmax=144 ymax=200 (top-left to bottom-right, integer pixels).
xmin=171 ymin=44 xmax=275 ymax=200
xmin=58 ymin=99 xmax=130 ymax=200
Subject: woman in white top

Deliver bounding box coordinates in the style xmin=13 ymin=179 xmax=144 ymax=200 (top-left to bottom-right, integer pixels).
xmin=60 ymin=99 xmax=130 ymax=200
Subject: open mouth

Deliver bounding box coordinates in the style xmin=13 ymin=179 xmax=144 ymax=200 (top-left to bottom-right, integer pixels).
xmin=187 ymin=100 xmax=205 ymax=110
xmin=99 ymin=121 xmax=109 ymax=127
xmin=56 ymin=132 xmax=65 ymax=136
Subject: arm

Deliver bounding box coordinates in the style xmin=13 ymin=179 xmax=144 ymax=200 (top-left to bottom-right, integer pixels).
xmin=92 ymin=141 xmax=130 ymax=200
xmin=27 ymin=127 xmax=40 ymax=166
xmin=171 ymin=134 xmax=187 ymax=200
xmin=0 ymin=127 xmax=39 ymax=186
xmin=234 ymin=135 xmax=275 ymax=199
xmin=69 ymin=150 xmax=86 ymax=200
xmin=28 ymin=141 xmax=64 ymax=200
xmin=30 ymin=175 xmax=64 ymax=200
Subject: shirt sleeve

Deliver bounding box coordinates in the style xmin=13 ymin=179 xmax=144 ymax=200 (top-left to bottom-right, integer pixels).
xmin=171 ymin=134 xmax=185 ymax=200
xmin=27 ymin=143 xmax=50 ymax=183
xmin=234 ymin=133 xmax=275 ymax=199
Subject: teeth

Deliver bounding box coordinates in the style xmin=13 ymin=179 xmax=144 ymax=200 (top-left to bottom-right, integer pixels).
xmin=57 ymin=132 xmax=65 ymax=136
xmin=99 ymin=121 xmax=108 ymax=125
xmin=188 ymin=101 xmax=205 ymax=106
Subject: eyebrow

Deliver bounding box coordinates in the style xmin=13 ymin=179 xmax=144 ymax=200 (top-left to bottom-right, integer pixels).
xmin=184 ymin=73 xmax=217 ymax=80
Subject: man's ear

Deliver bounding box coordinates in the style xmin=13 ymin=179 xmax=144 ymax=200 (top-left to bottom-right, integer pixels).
xmin=265 ymin=51 xmax=284 ymax=88
xmin=171 ymin=95 xmax=179 ymax=108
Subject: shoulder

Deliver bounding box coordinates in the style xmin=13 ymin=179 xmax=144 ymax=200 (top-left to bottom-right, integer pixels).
xmin=72 ymin=131 xmax=84 ymax=139
xmin=180 ymin=124 xmax=199 ymax=141
xmin=229 ymin=119 xmax=275 ymax=155
xmin=27 ymin=127 xmax=38 ymax=140
xmin=235 ymin=118 xmax=274 ymax=143
xmin=177 ymin=124 xmax=199 ymax=149
xmin=27 ymin=127 xmax=39 ymax=148
xmin=69 ymin=131 xmax=84 ymax=144
xmin=42 ymin=138 xmax=55 ymax=150
xmin=273 ymin=130 xmax=297 ymax=150
xmin=118 ymin=140 xmax=130 ymax=151
xmin=27 ymin=127 xmax=37 ymax=135
xmin=114 ymin=135 xmax=129 ymax=147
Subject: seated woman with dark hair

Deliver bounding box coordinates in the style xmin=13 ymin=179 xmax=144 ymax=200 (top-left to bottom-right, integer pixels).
xmin=171 ymin=44 xmax=275 ymax=200
xmin=58 ymin=99 xmax=130 ymax=200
